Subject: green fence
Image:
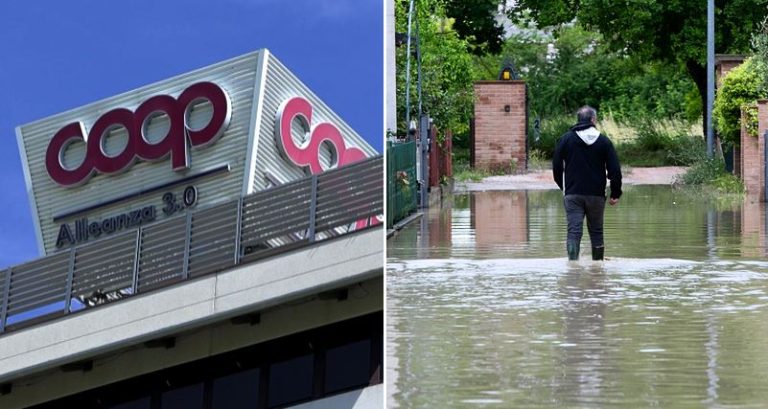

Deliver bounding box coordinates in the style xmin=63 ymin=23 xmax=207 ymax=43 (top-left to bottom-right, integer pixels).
xmin=387 ymin=141 xmax=417 ymax=228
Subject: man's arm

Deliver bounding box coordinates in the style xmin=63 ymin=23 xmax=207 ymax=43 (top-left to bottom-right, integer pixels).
xmin=552 ymin=134 xmax=567 ymax=190
xmin=606 ymin=139 xmax=622 ymax=200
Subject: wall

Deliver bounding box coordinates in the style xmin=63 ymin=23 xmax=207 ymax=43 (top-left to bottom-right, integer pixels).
xmin=741 ymin=100 xmax=768 ymax=200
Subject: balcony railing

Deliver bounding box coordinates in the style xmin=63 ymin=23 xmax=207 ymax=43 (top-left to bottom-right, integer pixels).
xmin=0 ymin=156 xmax=383 ymax=335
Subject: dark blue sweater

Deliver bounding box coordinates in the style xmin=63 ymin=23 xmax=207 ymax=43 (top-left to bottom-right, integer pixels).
xmin=552 ymin=122 xmax=622 ymax=199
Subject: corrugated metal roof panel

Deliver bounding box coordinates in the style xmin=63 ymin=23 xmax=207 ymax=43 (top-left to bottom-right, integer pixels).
xmin=18 ymin=52 xmax=262 ymax=255
xmin=248 ymin=53 xmax=378 ymax=193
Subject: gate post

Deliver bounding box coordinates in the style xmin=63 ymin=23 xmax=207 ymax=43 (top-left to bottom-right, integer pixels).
xmin=419 ymin=115 xmax=430 ymax=208
xmin=473 ymin=80 xmax=528 ymax=173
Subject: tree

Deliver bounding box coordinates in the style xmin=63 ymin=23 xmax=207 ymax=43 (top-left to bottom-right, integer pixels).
xmin=753 ymin=17 xmax=768 ymax=94
xmin=510 ymin=0 xmax=768 ymax=134
xmin=474 ymin=24 xmax=698 ymax=121
xmin=444 ymin=0 xmax=505 ymax=55
xmin=395 ymin=0 xmax=478 ymax=134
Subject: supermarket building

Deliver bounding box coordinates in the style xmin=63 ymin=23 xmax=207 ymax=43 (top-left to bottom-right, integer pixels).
xmin=0 ymin=50 xmax=383 ymax=409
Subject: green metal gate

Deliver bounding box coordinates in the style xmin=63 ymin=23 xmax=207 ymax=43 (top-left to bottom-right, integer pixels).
xmin=387 ymin=141 xmax=417 ymax=228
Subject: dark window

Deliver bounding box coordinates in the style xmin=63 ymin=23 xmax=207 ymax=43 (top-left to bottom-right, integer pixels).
xmin=161 ymin=382 xmax=204 ymax=409
xmin=212 ymin=368 xmax=260 ymax=409
xmin=31 ymin=312 xmax=381 ymax=409
xmin=325 ymin=339 xmax=371 ymax=393
xmin=268 ymin=354 xmax=314 ymax=407
xmin=111 ymin=397 xmax=151 ymax=409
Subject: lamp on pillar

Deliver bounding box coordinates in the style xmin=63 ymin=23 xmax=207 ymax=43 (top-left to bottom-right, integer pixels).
xmin=498 ymin=59 xmax=519 ymax=81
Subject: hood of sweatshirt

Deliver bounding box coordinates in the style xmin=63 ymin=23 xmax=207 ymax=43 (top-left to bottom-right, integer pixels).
xmin=571 ymin=120 xmax=600 ymax=145
xmin=575 ymin=126 xmax=600 ymax=145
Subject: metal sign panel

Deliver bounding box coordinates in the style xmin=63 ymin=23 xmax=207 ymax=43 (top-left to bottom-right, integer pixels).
xmin=247 ymin=52 xmax=377 ymax=193
xmin=17 ymin=49 xmax=375 ymax=255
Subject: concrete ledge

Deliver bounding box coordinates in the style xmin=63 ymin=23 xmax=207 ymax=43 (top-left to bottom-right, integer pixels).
xmin=289 ymin=384 xmax=383 ymax=409
xmin=0 ymin=228 xmax=383 ymax=384
xmin=428 ymin=182 xmax=453 ymax=208
xmin=0 ymin=277 xmax=382 ymax=408
xmin=386 ymin=212 xmax=423 ymax=238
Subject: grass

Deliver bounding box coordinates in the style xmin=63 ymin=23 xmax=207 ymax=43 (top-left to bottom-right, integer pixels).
xmin=528 ymin=113 xmax=703 ymax=167
xmin=453 ymin=161 xmax=489 ymax=182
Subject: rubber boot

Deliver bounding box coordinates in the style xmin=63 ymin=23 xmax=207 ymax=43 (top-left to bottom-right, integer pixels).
xmin=567 ymin=240 xmax=580 ymax=261
xmin=592 ymin=246 xmax=604 ymax=261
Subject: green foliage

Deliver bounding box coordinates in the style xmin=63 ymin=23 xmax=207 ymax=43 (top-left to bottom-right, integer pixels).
xmin=617 ymin=129 xmax=705 ymax=168
xmin=528 ymin=114 xmax=571 ymax=158
xmin=478 ymin=24 xmax=699 ymax=123
xmin=453 ymin=160 xmax=491 ymax=182
xmin=632 ymin=121 xmax=672 ymax=152
xmin=664 ymin=133 xmax=709 ymax=166
xmin=512 ymin=0 xmax=767 ymax=65
xmin=395 ymin=0 xmax=478 ymax=135
xmin=530 ymin=114 xmax=705 ymax=167
xmin=713 ymin=57 xmax=767 ymax=145
xmin=510 ymin=0 xmax=768 ymax=134
xmin=601 ymin=64 xmax=700 ymax=123
xmin=754 ymin=17 xmax=768 ymax=94
xmin=711 ymin=174 xmax=746 ymax=194
xmin=676 ymin=146 xmax=745 ymax=194
xmin=681 ymin=158 xmax=725 ymax=185
xmin=444 ymin=0 xmax=505 ymax=55
xmin=527 ymin=148 xmax=548 ymax=170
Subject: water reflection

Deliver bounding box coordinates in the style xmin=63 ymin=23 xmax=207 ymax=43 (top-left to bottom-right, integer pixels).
xmin=387 ymin=186 xmax=768 ymax=408
xmin=556 ymin=264 xmax=608 ymax=407
xmin=389 ymin=186 xmax=765 ymax=261
xmin=472 ymin=191 xmax=529 ymax=247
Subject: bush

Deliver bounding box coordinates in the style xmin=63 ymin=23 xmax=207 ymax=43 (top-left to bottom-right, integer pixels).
xmin=680 ymin=157 xmax=723 ymax=185
xmin=615 ymin=119 xmax=703 ymax=167
xmin=713 ymin=57 xmax=767 ymax=146
xmin=678 ymin=156 xmax=744 ymax=194
xmin=528 ymin=114 xmax=572 ymax=158
xmin=633 ymin=120 xmax=672 ymax=151
xmin=665 ymin=132 xmax=707 ymax=166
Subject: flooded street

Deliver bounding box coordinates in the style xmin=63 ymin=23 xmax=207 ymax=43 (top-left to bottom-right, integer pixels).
xmin=387 ymin=186 xmax=768 ymax=408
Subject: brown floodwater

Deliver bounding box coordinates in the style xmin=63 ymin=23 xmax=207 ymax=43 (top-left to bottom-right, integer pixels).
xmin=387 ymin=186 xmax=768 ymax=408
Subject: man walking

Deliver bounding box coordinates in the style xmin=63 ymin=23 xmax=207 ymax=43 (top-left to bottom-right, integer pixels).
xmin=552 ymin=106 xmax=622 ymax=261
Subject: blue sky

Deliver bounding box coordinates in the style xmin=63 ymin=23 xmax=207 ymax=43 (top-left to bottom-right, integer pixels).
xmin=0 ymin=0 xmax=383 ymax=268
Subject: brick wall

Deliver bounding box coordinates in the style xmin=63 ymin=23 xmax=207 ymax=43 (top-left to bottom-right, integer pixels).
xmin=717 ymin=60 xmax=743 ymax=86
xmin=473 ymin=81 xmax=527 ymax=173
xmin=742 ymin=100 xmax=768 ymax=200
xmin=760 ymin=99 xmax=768 ymax=141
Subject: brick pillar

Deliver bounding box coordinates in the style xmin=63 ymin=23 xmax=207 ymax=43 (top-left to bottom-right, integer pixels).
xmin=742 ymin=102 xmax=766 ymax=200
xmin=473 ymin=81 xmax=527 ymax=173
xmin=760 ymin=99 xmax=768 ymax=145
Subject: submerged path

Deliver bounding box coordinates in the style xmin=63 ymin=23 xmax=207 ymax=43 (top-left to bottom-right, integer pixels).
xmin=456 ymin=166 xmax=687 ymax=192
xmin=388 ymin=185 xmax=768 ymax=408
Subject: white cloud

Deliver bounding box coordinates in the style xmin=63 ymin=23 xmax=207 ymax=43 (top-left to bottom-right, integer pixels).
xmin=221 ymin=0 xmax=376 ymax=20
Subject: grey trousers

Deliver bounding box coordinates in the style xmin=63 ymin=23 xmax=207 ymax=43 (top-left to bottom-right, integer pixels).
xmin=564 ymin=194 xmax=606 ymax=248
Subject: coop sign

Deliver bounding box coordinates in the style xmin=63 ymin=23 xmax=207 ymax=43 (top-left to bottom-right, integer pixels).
xmin=46 ymin=82 xmax=231 ymax=187
xmin=275 ymin=96 xmax=367 ymax=173
xmin=275 ymin=96 xmax=378 ymax=229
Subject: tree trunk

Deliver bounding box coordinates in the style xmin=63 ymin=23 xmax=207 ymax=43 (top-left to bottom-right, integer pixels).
xmin=685 ymin=59 xmax=707 ymax=138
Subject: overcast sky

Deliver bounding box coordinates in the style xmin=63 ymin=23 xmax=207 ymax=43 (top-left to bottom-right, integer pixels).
xmin=0 ymin=0 xmax=382 ymax=268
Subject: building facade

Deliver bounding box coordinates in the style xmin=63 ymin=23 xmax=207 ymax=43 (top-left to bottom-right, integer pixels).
xmin=1 ymin=50 xmax=383 ymax=408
